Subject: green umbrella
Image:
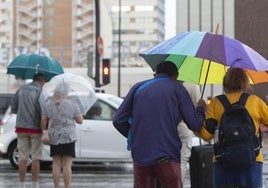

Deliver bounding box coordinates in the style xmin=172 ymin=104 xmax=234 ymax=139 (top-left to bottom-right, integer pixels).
xmin=7 ymin=53 xmax=64 ymax=82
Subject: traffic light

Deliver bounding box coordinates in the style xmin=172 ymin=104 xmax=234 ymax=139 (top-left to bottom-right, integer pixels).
xmin=102 ymin=59 xmax=110 ymax=85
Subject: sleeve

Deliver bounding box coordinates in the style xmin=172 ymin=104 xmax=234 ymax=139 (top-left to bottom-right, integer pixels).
xmin=178 ymin=85 xmax=205 ymax=132
xmin=113 ymin=84 xmax=140 ymax=138
xmin=11 ymin=91 xmax=19 ymax=114
xmin=39 ymin=90 xmax=48 ymax=115
xmin=43 ymin=101 xmax=49 ymax=117
xmin=258 ymin=98 xmax=268 ymax=126
xmin=73 ymin=102 xmax=82 ymax=117
xmin=197 ymin=97 xmax=221 ymax=141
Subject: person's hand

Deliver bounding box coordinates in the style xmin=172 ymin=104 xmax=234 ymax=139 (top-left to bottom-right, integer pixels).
xmin=197 ymin=99 xmax=207 ymax=109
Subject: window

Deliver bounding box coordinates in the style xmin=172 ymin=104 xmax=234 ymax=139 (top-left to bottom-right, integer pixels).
xmin=84 ymin=100 xmax=116 ymax=121
xmin=135 ymin=5 xmax=154 ymax=12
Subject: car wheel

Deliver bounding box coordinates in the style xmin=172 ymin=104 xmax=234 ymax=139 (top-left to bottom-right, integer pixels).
xmin=8 ymin=141 xmax=32 ymax=169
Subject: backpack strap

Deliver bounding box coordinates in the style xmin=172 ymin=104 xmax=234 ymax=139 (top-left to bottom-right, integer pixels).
xmin=240 ymin=92 xmax=263 ymax=148
xmin=238 ymin=92 xmax=250 ymax=106
xmin=216 ymin=94 xmax=231 ymax=110
xmin=217 ymin=93 xmax=249 ymax=109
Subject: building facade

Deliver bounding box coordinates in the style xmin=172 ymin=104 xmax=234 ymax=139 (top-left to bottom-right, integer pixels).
xmin=235 ymin=0 xmax=268 ymax=59
xmin=108 ymin=0 xmax=165 ymax=66
xmin=175 ymin=0 xmax=268 ymax=100
xmin=0 ymin=0 xmax=96 ymax=67
xmin=176 ymin=0 xmax=234 ymax=36
xmin=12 ymin=0 xmax=95 ymax=67
xmin=176 ymin=0 xmax=267 ymax=59
xmin=0 ymin=0 xmax=165 ymax=68
xmin=0 ymin=0 xmax=13 ymax=64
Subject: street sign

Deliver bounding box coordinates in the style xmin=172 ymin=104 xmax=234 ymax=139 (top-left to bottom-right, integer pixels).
xmin=97 ymin=37 xmax=104 ymax=56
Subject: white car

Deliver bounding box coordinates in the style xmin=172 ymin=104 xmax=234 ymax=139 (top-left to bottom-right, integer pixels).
xmin=0 ymin=93 xmax=131 ymax=169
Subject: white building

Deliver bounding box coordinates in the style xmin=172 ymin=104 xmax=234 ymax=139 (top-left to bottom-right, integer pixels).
xmin=176 ymin=0 xmax=234 ymax=37
xmin=108 ymin=0 xmax=165 ymax=66
xmin=0 ymin=0 xmax=13 ymax=64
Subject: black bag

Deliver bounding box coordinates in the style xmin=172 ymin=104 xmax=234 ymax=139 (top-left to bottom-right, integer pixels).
xmin=189 ymin=144 xmax=214 ymax=188
xmin=214 ymin=93 xmax=261 ymax=169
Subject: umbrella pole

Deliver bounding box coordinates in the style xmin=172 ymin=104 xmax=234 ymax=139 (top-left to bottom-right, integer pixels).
xmin=201 ymin=24 xmax=220 ymax=99
xmin=201 ymin=60 xmax=212 ymax=99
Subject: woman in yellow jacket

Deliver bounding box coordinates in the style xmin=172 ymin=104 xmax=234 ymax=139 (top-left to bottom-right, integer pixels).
xmin=198 ymin=68 xmax=268 ymax=188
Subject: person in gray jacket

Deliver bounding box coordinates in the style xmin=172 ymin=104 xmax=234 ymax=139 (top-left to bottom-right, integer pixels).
xmin=11 ymin=73 xmax=46 ymax=188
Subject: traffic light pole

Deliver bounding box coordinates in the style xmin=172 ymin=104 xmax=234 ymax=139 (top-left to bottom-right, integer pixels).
xmin=95 ymin=0 xmax=101 ymax=88
xmin=117 ymin=0 xmax=121 ymax=97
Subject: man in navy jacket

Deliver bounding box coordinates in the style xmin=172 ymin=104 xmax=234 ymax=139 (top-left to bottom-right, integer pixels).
xmin=113 ymin=61 xmax=206 ymax=188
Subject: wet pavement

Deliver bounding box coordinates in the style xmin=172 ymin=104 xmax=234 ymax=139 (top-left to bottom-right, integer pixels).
xmin=0 ymin=161 xmax=134 ymax=188
xmin=1 ymin=143 xmax=268 ymax=187
xmin=1 ymin=132 xmax=267 ymax=187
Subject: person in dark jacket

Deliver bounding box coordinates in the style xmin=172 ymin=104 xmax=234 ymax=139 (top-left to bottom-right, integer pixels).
xmin=113 ymin=61 xmax=206 ymax=188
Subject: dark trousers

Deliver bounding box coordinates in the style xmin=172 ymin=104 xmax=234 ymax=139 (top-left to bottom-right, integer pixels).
xmin=133 ymin=161 xmax=182 ymax=188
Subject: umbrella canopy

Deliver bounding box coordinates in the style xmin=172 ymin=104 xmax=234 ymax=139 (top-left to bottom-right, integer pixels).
xmin=7 ymin=53 xmax=64 ymax=82
xmin=140 ymin=31 xmax=268 ymax=72
xmin=140 ymin=31 xmax=268 ymax=97
xmin=41 ymin=73 xmax=97 ymax=115
xmin=163 ymin=55 xmax=268 ymax=84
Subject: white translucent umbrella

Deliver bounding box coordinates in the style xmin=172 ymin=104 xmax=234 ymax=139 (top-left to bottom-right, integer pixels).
xmin=41 ymin=73 xmax=97 ymax=115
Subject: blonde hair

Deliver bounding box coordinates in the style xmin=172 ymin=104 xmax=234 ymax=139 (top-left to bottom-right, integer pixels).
xmin=223 ymin=68 xmax=249 ymax=93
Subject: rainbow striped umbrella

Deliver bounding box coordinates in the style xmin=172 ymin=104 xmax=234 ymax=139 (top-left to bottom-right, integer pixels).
xmin=140 ymin=31 xmax=268 ymax=85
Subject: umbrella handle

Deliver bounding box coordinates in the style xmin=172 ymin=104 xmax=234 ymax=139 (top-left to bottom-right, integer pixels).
xmin=201 ymin=60 xmax=212 ymax=99
xmin=201 ymin=83 xmax=206 ymax=99
xmin=35 ymin=64 xmax=40 ymax=74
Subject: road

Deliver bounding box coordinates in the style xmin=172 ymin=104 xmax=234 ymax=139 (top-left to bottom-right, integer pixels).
xmin=0 ymin=159 xmax=194 ymax=188
xmin=0 ymin=160 xmax=134 ymax=188
xmin=2 ymin=157 xmax=268 ymax=188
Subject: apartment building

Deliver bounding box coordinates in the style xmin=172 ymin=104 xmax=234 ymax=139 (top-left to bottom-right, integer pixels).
xmin=108 ymin=0 xmax=165 ymax=66
xmin=0 ymin=0 xmax=13 ymax=64
xmin=0 ymin=0 xmax=165 ymax=67
xmin=0 ymin=0 xmax=94 ymax=67
xmin=12 ymin=0 xmax=95 ymax=67
xmin=176 ymin=0 xmax=234 ymax=37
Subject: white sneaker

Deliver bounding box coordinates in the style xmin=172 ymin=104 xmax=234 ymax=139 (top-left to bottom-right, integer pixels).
xmin=32 ymin=182 xmax=39 ymax=188
xmin=20 ymin=182 xmax=25 ymax=188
